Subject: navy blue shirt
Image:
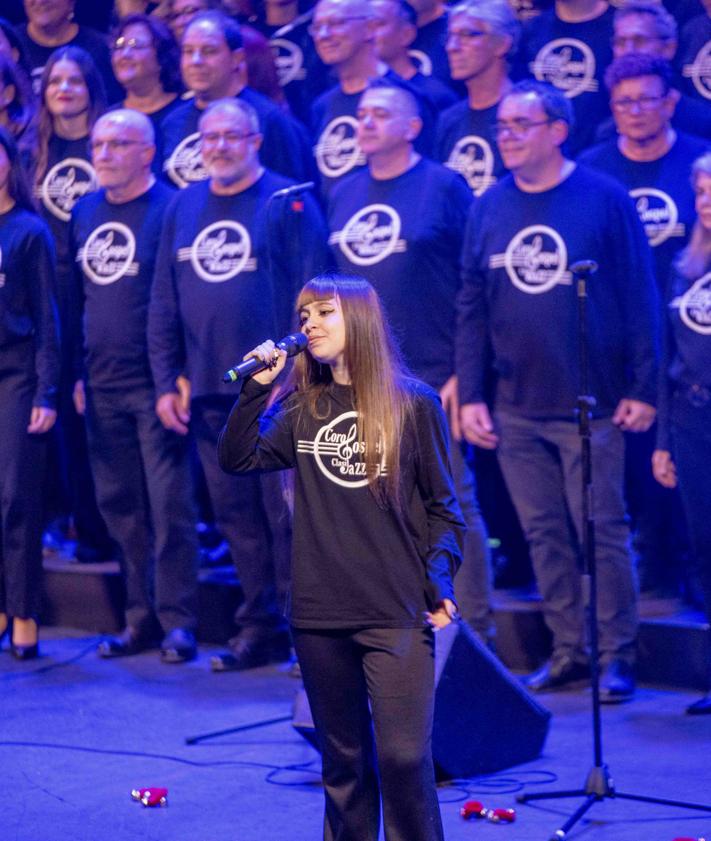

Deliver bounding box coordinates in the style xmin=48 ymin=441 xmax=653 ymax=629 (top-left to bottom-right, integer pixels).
xmin=579 ymin=132 xmax=710 ymax=293
xmin=657 ymin=266 xmax=711 ymax=449
xmin=327 ymin=158 xmax=472 ymax=390
xmin=516 ymin=6 xmax=614 ymax=153
xmin=434 ymin=99 xmax=508 ymax=196
xmin=160 ymin=89 xmax=312 ymax=189
xmin=0 ymin=206 xmax=59 ymax=408
xmin=71 ymin=181 xmax=174 ymax=391
xmin=679 ymin=13 xmax=711 ymax=104
xmin=149 ymin=171 xmax=330 ymax=400
xmin=456 ymin=165 xmax=659 ymax=417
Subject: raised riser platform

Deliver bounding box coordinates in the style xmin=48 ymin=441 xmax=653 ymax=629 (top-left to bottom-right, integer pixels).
xmin=41 ymin=558 xmax=710 ymax=689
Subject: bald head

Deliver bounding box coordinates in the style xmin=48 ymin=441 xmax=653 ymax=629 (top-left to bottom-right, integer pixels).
xmin=90 ymin=108 xmax=156 ymax=201
xmin=94 ymin=109 xmax=155 ymax=146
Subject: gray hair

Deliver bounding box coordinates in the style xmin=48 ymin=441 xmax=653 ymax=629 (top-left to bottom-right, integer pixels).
xmin=198 ymin=97 xmax=260 ymax=134
xmin=614 ymin=2 xmax=677 ymax=42
xmin=449 ymin=0 xmax=521 ymax=56
xmin=94 ymin=108 xmax=155 ymax=145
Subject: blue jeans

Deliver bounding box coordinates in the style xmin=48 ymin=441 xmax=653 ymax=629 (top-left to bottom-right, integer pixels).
xmin=495 ymin=413 xmax=638 ymax=665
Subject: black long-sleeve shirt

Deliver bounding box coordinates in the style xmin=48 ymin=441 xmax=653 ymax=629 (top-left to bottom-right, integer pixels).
xmin=218 ymin=378 xmax=465 ymax=628
xmin=0 ymin=206 xmax=60 ymax=408
xmin=456 ymin=165 xmax=660 ymax=418
xmin=148 ymin=171 xmax=331 ymax=400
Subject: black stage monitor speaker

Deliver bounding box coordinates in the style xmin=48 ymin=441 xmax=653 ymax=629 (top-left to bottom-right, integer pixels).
xmin=292 ymin=620 xmax=551 ymax=780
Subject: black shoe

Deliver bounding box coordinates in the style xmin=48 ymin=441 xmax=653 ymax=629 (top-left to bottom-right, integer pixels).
xmin=686 ymin=694 xmax=711 ymax=715
xmin=523 ymin=656 xmax=590 ymax=692
xmin=211 ymin=630 xmax=289 ymax=672
xmin=11 ymin=641 xmax=39 ymax=660
xmin=599 ymin=658 xmax=635 ymax=704
xmin=98 ymin=627 xmax=156 ymax=658
xmin=160 ymin=628 xmax=197 ymax=664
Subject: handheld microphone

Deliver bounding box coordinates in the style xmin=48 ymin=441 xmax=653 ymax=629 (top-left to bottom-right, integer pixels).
xmin=271 ymin=181 xmax=315 ymax=199
xmin=222 ymin=332 xmax=308 ymax=383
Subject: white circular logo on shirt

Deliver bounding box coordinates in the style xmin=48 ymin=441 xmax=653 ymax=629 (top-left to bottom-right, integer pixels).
xmin=630 ymin=188 xmax=681 ymax=247
xmin=683 ymin=41 xmax=711 ymax=101
xmin=501 ymin=225 xmax=569 ymax=294
xmin=336 ymin=204 xmax=404 ymax=266
xmin=530 ymin=38 xmax=598 ymax=98
xmin=190 ymin=221 xmax=252 ymax=282
xmin=299 ymin=410 xmax=385 ymax=488
xmin=446 ymin=135 xmax=496 ymax=196
xmin=270 ymin=38 xmax=306 ymax=86
xmin=407 ymin=49 xmax=433 ymax=77
xmin=40 ymin=158 xmax=97 ymax=221
xmin=679 ymin=272 xmax=711 ymax=334
xmin=81 ymin=222 xmax=136 ymax=285
xmin=165 ymin=131 xmax=206 ymax=188
xmin=315 ymin=116 xmax=364 ymax=178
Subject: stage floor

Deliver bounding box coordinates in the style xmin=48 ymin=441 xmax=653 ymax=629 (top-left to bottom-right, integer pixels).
xmin=2 ymin=628 xmax=710 ymax=841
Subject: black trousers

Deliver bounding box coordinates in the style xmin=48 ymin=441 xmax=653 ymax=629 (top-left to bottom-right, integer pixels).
xmin=292 ymin=626 xmax=444 ymax=841
xmin=0 ymin=342 xmax=48 ymax=619
xmin=191 ymin=396 xmax=288 ymax=633
xmin=85 ymin=386 xmax=199 ymax=634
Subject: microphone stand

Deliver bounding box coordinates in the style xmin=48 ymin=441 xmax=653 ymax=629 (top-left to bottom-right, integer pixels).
xmin=516 ymin=260 xmax=711 ymax=840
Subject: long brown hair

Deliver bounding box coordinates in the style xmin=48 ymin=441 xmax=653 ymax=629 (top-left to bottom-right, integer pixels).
xmin=35 ymin=46 xmax=106 ymax=184
xmin=676 ymin=152 xmax=711 ymax=280
xmin=289 ymin=274 xmax=415 ymax=509
xmin=0 ymin=125 xmax=37 ymax=213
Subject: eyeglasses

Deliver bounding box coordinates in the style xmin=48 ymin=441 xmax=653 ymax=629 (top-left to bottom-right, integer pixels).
xmin=112 ymin=36 xmax=153 ymax=53
xmin=89 ymin=139 xmax=148 ymax=154
xmin=308 ymin=16 xmax=370 ymax=36
xmin=201 ymin=130 xmax=255 ymax=145
xmin=446 ymin=28 xmax=490 ymax=44
xmin=610 ymin=94 xmax=666 ymax=113
xmin=493 ymin=118 xmax=553 ymax=138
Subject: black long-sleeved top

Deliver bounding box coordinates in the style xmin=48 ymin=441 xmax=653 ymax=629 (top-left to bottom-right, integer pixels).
xmin=160 ymin=90 xmax=311 ymax=189
xmin=0 ymin=206 xmax=60 ymax=408
xmin=656 ymin=267 xmax=711 ymax=450
xmin=327 ymin=158 xmax=472 ymax=390
xmin=456 ymin=165 xmax=660 ymax=418
xmin=218 ymin=378 xmax=465 ymax=628
xmin=70 ymin=181 xmax=174 ymax=391
xmin=148 ymin=171 xmax=331 ymax=400
xmin=579 ymin=133 xmax=710 ymax=294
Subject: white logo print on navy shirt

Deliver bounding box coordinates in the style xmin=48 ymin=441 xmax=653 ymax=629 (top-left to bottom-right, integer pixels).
xmin=407 ymin=49 xmax=432 ymax=77
xmin=270 ymin=38 xmax=306 ymax=86
xmin=682 ymin=41 xmax=711 ymax=101
xmin=178 ymin=221 xmax=256 ymax=282
xmin=530 ymin=39 xmax=598 ymax=98
xmin=630 ymin=189 xmax=684 ymax=247
xmin=165 ymin=132 xmax=207 ymax=188
xmin=315 ymin=116 xmax=365 ymax=178
xmin=446 ymin=135 xmax=496 ymax=196
xmin=491 ymin=225 xmax=572 ymax=293
xmin=675 ymin=272 xmax=711 ymax=335
xmin=297 ymin=411 xmax=386 ymax=488
xmin=38 ymin=158 xmax=97 ymax=221
xmin=330 ymin=204 xmax=406 ymax=266
xmin=79 ymin=223 xmax=138 ymax=285
xmin=0 ymin=246 xmax=4 ymax=288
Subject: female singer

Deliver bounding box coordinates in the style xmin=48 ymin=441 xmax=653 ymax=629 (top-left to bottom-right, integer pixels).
xmin=653 ymin=152 xmax=711 ymax=716
xmin=0 ymin=126 xmax=59 ymax=659
xmin=218 ymin=274 xmax=464 ymax=841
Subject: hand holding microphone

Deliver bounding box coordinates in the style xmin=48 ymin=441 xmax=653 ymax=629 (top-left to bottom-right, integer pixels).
xmin=223 ymin=332 xmax=307 ymax=385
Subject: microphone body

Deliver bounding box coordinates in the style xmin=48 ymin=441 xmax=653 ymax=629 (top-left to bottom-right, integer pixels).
xmin=271 ymin=181 xmax=315 ymax=199
xmin=223 ymin=332 xmax=307 ymax=383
